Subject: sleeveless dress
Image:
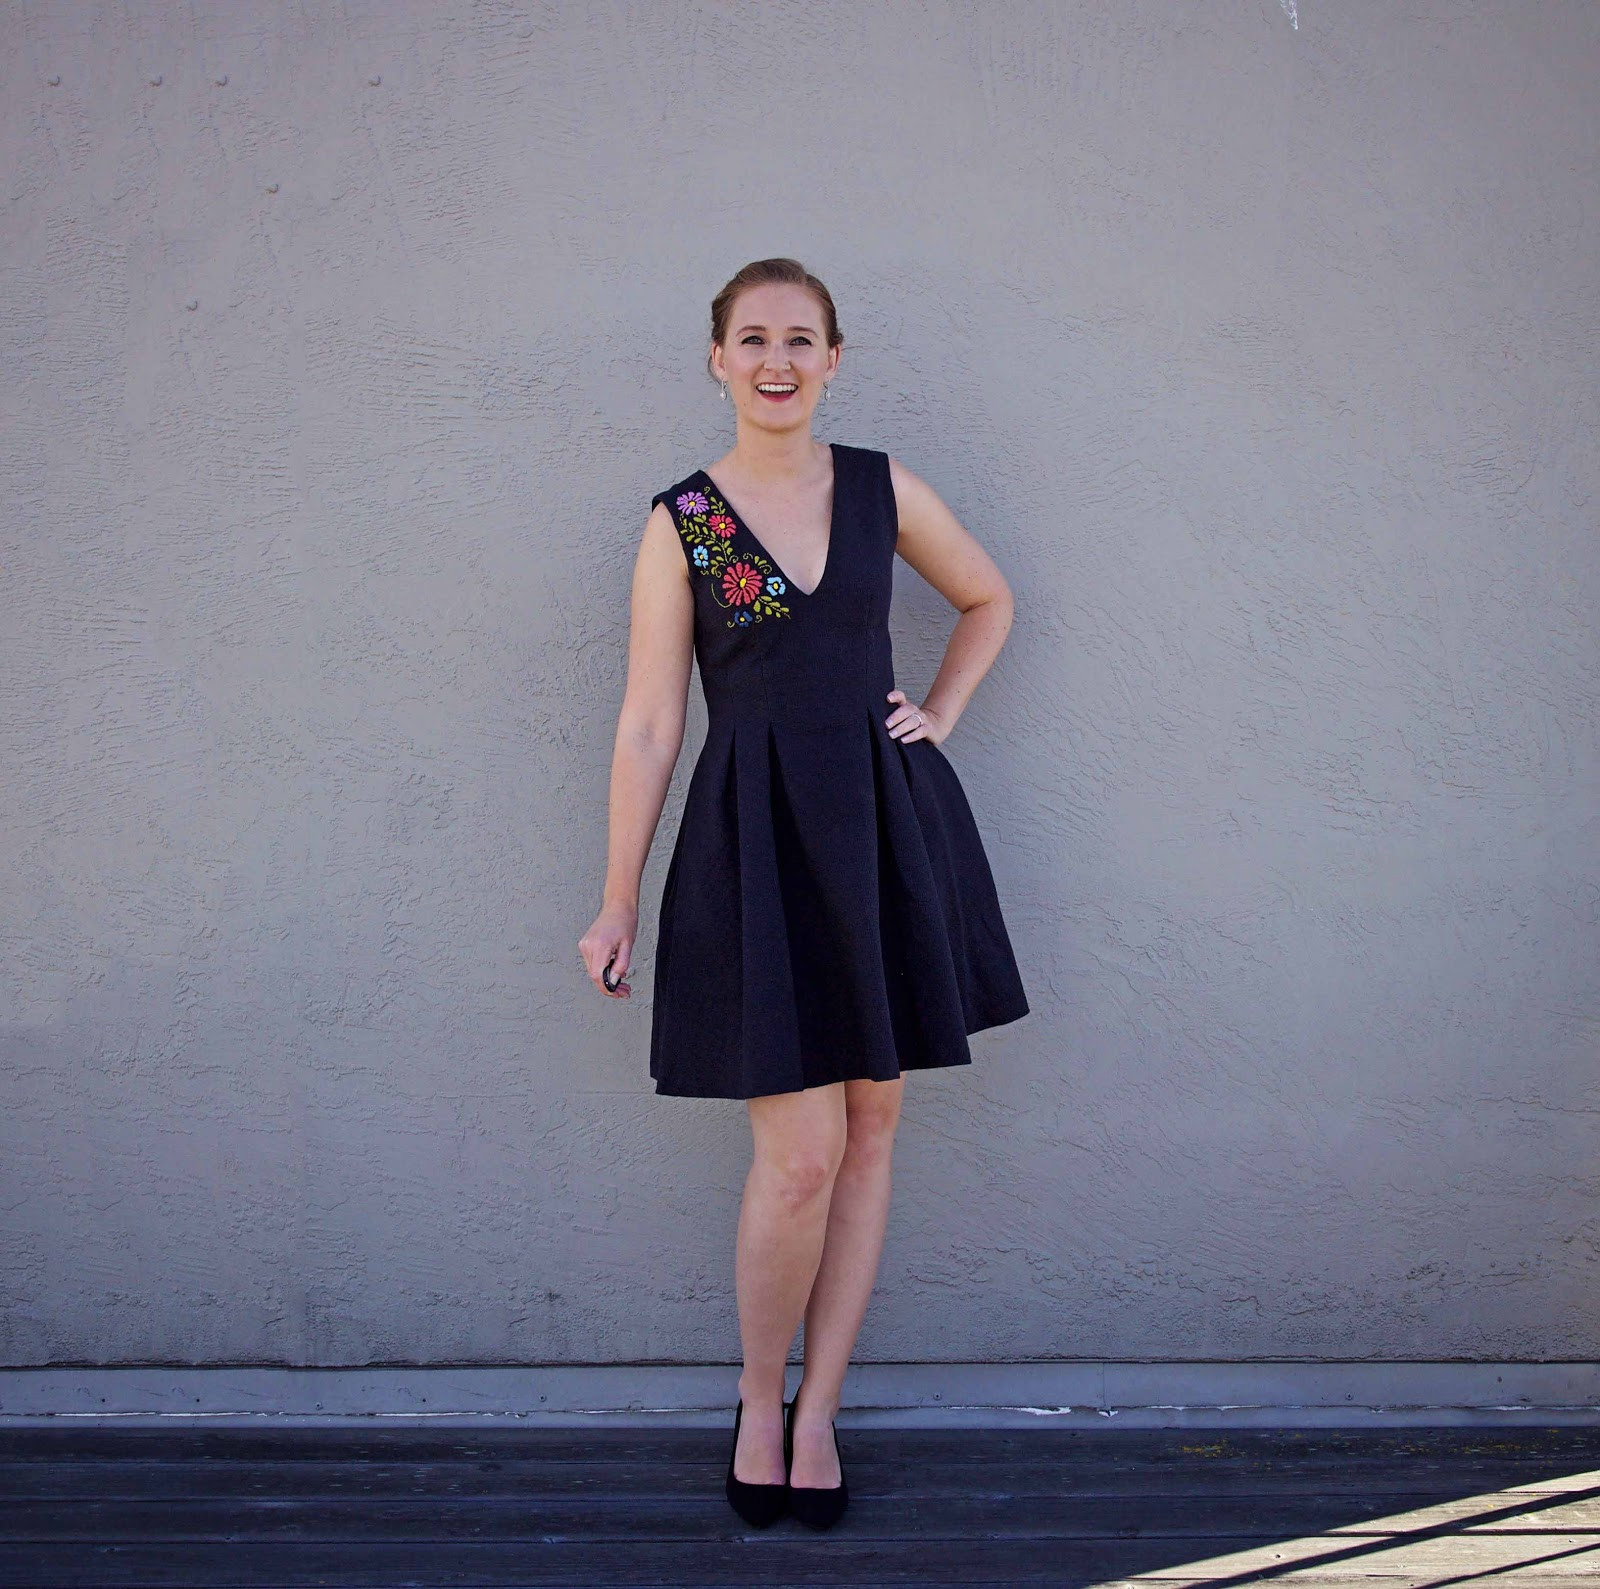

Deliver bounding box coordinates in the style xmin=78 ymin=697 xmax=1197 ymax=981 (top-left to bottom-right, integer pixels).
xmin=647 ymin=441 xmax=1029 ymax=1099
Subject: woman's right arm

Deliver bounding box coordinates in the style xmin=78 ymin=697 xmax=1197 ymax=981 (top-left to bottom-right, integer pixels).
xmin=578 ymin=502 xmax=694 ymax=999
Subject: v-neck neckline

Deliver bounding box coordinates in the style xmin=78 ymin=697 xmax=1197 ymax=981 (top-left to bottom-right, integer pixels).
xmin=695 ymin=443 xmax=838 ymax=601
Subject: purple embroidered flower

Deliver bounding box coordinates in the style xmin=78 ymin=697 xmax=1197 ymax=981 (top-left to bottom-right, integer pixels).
xmin=676 ymin=489 xmax=709 ymax=516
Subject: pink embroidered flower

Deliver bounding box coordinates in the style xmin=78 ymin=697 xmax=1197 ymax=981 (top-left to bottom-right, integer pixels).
xmin=707 ymin=512 xmax=737 ymax=540
xmin=721 ymin=561 xmax=763 ymax=606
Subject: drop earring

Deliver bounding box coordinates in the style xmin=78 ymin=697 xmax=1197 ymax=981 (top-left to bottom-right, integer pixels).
xmin=822 ymin=381 xmax=831 ymax=402
xmin=720 ymin=382 xmax=728 ymax=401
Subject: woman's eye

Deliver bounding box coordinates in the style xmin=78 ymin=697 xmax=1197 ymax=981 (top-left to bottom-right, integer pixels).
xmin=742 ymin=335 xmax=762 ymax=344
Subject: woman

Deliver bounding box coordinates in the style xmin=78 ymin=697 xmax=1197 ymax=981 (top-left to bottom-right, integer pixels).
xmin=578 ymin=258 xmax=1029 ymax=1530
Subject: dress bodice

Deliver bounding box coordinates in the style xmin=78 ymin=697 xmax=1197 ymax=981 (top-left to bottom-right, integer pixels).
xmin=651 ymin=442 xmax=902 ymax=728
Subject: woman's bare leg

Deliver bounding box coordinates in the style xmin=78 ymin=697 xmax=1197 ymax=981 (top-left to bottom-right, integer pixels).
xmin=731 ymin=1082 xmax=848 ymax=1485
xmin=790 ymin=1074 xmax=904 ymax=1487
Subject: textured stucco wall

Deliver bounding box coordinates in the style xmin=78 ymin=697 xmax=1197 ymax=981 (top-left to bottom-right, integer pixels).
xmin=1 ymin=0 xmax=1595 ymax=1370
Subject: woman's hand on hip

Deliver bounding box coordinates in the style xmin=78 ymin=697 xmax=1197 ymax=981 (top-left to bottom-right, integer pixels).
xmin=885 ymin=687 xmax=949 ymax=746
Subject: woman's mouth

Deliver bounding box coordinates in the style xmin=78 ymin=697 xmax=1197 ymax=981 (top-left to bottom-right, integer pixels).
xmin=756 ymin=382 xmax=799 ymax=402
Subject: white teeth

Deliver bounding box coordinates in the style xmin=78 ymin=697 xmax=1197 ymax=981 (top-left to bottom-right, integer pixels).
xmin=757 ymin=383 xmax=797 ymax=393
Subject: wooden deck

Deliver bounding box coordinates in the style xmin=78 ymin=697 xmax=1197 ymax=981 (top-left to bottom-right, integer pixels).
xmin=1 ymin=1424 xmax=1598 ymax=1586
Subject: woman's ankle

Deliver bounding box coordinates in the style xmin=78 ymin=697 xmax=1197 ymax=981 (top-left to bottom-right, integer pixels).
xmin=792 ymin=1383 xmax=840 ymax=1423
xmin=735 ymin=1373 xmax=787 ymax=1410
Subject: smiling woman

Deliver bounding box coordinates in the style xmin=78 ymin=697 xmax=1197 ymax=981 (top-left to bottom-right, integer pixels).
xmin=578 ymin=255 xmax=1030 ymax=1529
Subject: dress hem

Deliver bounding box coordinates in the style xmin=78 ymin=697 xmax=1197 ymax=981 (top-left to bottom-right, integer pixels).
xmin=650 ymin=997 xmax=1030 ymax=1099
xmin=966 ymin=996 xmax=1030 ymax=1037
xmin=651 ymin=1052 xmax=971 ymax=1101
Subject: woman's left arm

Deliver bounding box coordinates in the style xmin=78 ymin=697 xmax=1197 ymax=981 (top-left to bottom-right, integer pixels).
xmin=885 ymin=455 xmax=1018 ymax=745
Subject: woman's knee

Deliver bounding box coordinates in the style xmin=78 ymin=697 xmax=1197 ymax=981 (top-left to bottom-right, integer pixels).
xmin=755 ymin=1148 xmax=841 ymax=1210
xmin=748 ymin=1085 xmax=848 ymax=1205
xmin=842 ymin=1076 xmax=903 ymax=1162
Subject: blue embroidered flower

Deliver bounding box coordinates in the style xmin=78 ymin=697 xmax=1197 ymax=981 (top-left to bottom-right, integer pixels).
xmin=692 ymin=545 xmax=709 ymax=570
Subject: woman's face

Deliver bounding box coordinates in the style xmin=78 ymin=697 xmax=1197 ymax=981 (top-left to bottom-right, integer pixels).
xmin=712 ymin=282 xmax=838 ymax=430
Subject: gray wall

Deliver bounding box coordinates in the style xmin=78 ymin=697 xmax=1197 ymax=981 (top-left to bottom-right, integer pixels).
xmin=2 ymin=0 xmax=1595 ymax=1372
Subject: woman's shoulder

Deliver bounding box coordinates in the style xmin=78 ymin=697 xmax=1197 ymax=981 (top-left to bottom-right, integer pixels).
xmin=649 ymin=466 xmax=709 ymax=516
xmin=828 ymin=441 xmax=893 ymax=493
xmin=837 ymin=441 xmax=904 ymax=491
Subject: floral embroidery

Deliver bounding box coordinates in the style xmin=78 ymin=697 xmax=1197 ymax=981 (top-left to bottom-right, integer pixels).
xmin=672 ymin=485 xmax=793 ymax=626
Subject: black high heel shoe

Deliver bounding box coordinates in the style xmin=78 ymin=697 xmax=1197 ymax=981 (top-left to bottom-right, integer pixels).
xmin=784 ymin=1397 xmax=849 ymax=1530
xmin=725 ymin=1399 xmax=789 ymax=1528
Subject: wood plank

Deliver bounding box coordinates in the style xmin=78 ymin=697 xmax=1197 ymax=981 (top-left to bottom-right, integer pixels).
xmin=5 ymin=1488 xmax=1600 ymax=1540
xmin=3 ymin=1533 xmax=1600 ymax=1588
xmin=1 ymin=1426 xmax=1597 ymax=1463
xmin=4 ymin=1456 xmax=1599 ymax=1502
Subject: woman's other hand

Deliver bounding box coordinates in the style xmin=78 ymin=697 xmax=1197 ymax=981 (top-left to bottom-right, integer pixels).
xmin=580 ymin=902 xmax=638 ymax=998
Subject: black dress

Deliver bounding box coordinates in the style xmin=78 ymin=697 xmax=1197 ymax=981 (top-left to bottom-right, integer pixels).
xmin=647 ymin=442 xmax=1029 ymax=1099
